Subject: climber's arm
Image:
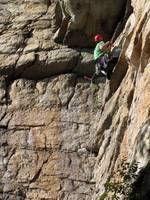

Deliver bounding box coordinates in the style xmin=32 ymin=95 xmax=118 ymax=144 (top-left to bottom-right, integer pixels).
xmin=100 ymin=41 xmax=111 ymax=52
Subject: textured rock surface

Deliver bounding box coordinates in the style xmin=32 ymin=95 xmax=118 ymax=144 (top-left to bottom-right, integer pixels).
xmin=0 ymin=0 xmax=150 ymax=199
xmin=53 ymin=0 xmax=127 ymax=47
xmin=0 ymin=0 xmax=129 ymax=79
xmin=0 ymin=0 xmax=96 ymax=79
xmin=0 ymin=74 xmax=105 ymax=199
xmin=91 ymin=0 xmax=150 ymax=199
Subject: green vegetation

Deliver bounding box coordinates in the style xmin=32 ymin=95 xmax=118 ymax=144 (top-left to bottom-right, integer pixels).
xmin=99 ymin=160 xmax=139 ymax=200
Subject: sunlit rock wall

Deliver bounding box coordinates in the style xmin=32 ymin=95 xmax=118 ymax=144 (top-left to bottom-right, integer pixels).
xmin=91 ymin=0 xmax=150 ymax=199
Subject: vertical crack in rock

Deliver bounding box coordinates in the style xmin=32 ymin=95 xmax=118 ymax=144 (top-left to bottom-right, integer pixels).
xmin=111 ymin=0 xmax=133 ymax=42
xmin=65 ymin=75 xmax=77 ymax=109
xmin=29 ymin=153 xmax=51 ymax=184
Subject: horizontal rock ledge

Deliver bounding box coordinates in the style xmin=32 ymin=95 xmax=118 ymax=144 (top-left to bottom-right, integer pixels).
xmin=0 ymin=48 xmax=95 ymax=80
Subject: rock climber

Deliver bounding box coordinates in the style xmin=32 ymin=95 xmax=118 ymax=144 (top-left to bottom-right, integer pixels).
xmin=92 ymin=34 xmax=112 ymax=81
xmin=92 ymin=34 xmax=121 ymax=82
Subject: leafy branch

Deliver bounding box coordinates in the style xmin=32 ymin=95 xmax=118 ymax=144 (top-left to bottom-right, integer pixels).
xmin=99 ymin=160 xmax=139 ymax=200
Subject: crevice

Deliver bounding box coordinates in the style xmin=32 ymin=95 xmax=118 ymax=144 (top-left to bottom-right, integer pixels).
xmin=12 ymin=25 xmax=35 ymax=80
xmin=4 ymin=147 xmax=16 ymax=170
xmin=130 ymin=162 xmax=150 ymax=200
xmin=29 ymin=155 xmax=50 ymax=184
xmin=28 ymin=166 xmax=42 ymax=184
xmin=14 ymin=147 xmax=53 ymax=153
xmin=53 ymin=0 xmax=71 ymax=44
xmin=127 ymin=88 xmax=134 ymax=110
xmin=10 ymin=124 xmax=46 ymax=128
xmin=111 ymin=0 xmax=133 ymax=42
xmin=64 ymin=76 xmax=77 ymax=109
xmin=60 ymin=177 xmax=96 ymax=184
xmin=14 ymin=52 xmax=40 ymax=80
xmin=59 ymin=120 xmax=90 ymax=126
xmin=0 ymin=125 xmax=8 ymax=130
xmin=4 ymin=79 xmax=13 ymax=107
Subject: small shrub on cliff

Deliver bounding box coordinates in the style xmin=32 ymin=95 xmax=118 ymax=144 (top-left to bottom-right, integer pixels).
xmin=99 ymin=160 xmax=139 ymax=200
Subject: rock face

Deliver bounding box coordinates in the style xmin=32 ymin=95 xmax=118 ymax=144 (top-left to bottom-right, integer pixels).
xmin=0 ymin=0 xmax=150 ymax=200
xmin=53 ymin=0 xmax=127 ymax=47
xmin=0 ymin=74 xmax=105 ymax=199
xmin=91 ymin=0 xmax=150 ymax=199
xmin=0 ymin=0 xmax=99 ymax=79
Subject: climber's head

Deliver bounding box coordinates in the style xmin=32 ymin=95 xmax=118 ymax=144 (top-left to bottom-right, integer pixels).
xmin=94 ymin=34 xmax=104 ymax=43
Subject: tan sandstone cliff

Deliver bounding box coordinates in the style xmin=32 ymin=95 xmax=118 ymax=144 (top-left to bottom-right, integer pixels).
xmin=92 ymin=0 xmax=150 ymax=199
xmin=0 ymin=0 xmax=150 ymax=200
